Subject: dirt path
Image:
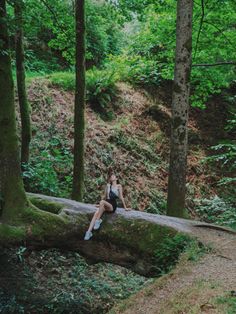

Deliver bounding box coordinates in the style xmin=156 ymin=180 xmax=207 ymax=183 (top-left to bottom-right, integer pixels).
xmin=110 ymin=227 xmax=236 ymax=314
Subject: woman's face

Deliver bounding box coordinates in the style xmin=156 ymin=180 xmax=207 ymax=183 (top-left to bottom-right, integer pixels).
xmin=110 ymin=174 xmax=117 ymax=182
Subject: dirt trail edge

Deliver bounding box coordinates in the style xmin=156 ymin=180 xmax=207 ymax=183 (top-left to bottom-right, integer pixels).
xmin=105 ymin=213 xmax=235 ymax=313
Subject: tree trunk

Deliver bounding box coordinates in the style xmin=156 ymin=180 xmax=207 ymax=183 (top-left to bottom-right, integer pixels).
xmin=15 ymin=0 xmax=32 ymax=167
xmin=0 ymin=0 xmax=29 ymax=221
xmin=72 ymin=0 xmax=86 ymax=201
xmin=167 ymin=0 xmax=193 ymax=218
xmin=1 ymin=192 xmax=234 ymax=277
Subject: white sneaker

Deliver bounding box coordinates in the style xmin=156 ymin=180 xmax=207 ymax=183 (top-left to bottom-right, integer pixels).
xmin=94 ymin=219 xmax=103 ymax=230
xmin=84 ymin=231 xmax=93 ymax=240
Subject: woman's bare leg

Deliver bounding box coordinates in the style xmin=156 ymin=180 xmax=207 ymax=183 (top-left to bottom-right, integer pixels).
xmin=87 ymin=210 xmax=99 ymax=232
xmin=87 ymin=200 xmax=112 ymax=232
xmin=96 ymin=200 xmax=113 ymax=220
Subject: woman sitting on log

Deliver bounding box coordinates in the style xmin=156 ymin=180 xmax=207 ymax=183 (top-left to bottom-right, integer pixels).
xmin=84 ymin=170 xmax=131 ymax=240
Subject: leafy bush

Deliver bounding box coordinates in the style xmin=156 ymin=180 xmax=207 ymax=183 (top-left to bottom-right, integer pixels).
xmin=86 ymin=68 xmax=118 ymax=117
xmin=22 ymin=0 xmax=123 ymax=67
xmin=203 ymin=111 xmax=236 ymax=186
xmin=48 ymin=69 xmax=118 ymax=119
xmin=153 ymin=234 xmax=204 ymax=275
xmin=195 ymin=196 xmax=236 ymax=230
xmin=23 ymin=50 xmax=64 ymax=74
xmin=0 ymin=248 xmax=152 ymax=314
xmin=145 ymin=190 xmax=166 ymax=214
xmin=47 ymin=72 xmax=75 ymax=90
xmin=23 ymin=136 xmax=73 ymax=197
xmin=107 ymin=55 xmax=161 ymax=87
xmin=117 ymin=1 xmax=236 ymax=108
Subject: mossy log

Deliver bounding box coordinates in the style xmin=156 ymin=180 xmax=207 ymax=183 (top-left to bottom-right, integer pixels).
xmin=0 ymin=192 xmax=235 ymax=277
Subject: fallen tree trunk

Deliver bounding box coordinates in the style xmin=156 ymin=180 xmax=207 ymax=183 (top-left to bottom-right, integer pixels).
xmin=0 ymin=192 xmax=235 ymax=277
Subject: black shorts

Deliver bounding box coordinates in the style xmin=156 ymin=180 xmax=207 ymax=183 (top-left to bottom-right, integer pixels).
xmin=105 ymin=198 xmax=117 ymax=212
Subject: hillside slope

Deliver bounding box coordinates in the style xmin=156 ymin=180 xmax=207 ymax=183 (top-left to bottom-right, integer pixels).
xmin=16 ymin=78 xmax=230 ymax=217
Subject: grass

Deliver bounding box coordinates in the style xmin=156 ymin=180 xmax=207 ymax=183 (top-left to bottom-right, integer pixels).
xmin=46 ymin=71 xmax=75 ymax=91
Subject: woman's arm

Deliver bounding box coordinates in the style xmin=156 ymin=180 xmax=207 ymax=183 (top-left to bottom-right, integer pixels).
xmin=103 ymin=184 xmax=108 ymax=200
xmin=95 ymin=184 xmax=108 ymax=207
xmin=119 ymin=185 xmax=131 ymax=211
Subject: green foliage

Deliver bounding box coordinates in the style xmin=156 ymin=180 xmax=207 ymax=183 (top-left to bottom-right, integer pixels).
xmin=48 ymin=69 xmax=118 ymax=119
xmin=0 ymin=248 xmax=152 ymax=313
xmin=216 ymin=295 xmax=236 ymax=314
xmin=145 ymin=190 xmax=166 ymax=214
xmin=107 ymin=54 xmax=161 ymax=87
xmin=86 ymin=68 xmax=118 ymax=119
xmin=47 ymin=72 xmax=75 ymax=90
xmin=153 ymin=234 xmax=205 ymax=275
xmin=28 ymin=196 xmax=64 ymax=214
xmin=23 ymin=50 xmax=63 ymax=74
xmin=195 ymin=196 xmax=236 ymax=230
xmin=0 ymin=291 xmax=24 ymax=314
xmin=22 ymin=135 xmax=73 ymax=197
xmin=110 ymin=129 xmax=161 ymax=164
xmin=20 ymin=0 xmax=123 ymax=69
xmin=203 ymin=110 xmax=236 ymax=186
xmin=112 ymin=0 xmax=236 ymax=107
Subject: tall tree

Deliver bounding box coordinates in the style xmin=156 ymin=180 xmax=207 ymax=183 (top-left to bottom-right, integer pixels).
xmin=0 ymin=0 xmax=28 ymax=221
xmin=167 ymin=0 xmax=193 ymax=217
xmin=15 ymin=0 xmax=32 ymax=166
xmin=72 ymin=0 xmax=86 ymax=201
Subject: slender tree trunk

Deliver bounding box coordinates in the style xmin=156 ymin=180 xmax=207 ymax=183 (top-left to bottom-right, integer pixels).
xmin=0 ymin=0 xmax=29 ymax=221
xmin=167 ymin=0 xmax=193 ymax=218
xmin=14 ymin=0 xmax=32 ymax=167
xmin=72 ymin=0 xmax=86 ymax=201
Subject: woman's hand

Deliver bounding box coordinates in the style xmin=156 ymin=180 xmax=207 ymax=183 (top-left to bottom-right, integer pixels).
xmin=125 ymin=207 xmax=132 ymax=211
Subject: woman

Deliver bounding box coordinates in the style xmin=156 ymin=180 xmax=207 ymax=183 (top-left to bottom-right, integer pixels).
xmin=84 ymin=171 xmax=131 ymax=240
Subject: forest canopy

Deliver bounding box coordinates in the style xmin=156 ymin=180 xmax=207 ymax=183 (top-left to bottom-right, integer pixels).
xmin=6 ymin=0 xmax=236 ymax=109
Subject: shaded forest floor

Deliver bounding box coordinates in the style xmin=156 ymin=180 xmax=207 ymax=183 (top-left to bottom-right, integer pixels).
xmin=0 ymin=247 xmax=152 ymax=313
xmin=110 ymin=226 xmax=236 ymax=314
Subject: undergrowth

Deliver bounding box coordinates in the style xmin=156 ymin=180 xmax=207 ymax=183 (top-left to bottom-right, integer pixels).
xmin=153 ymin=234 xmax=209 ymax=276
xmin=0 ymin=248 xmax=152 ymax=314
xmin=195 ymin=196 xmax=236 ymax=230
xmin=216 ymin=294 xmax=236 ymax=314
xmin=47 ymin=69 xmax=118 ymax=120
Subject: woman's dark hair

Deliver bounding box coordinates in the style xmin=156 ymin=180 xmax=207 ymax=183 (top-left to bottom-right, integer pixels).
xmin=107 ymin=168 xmax=120 ymax=185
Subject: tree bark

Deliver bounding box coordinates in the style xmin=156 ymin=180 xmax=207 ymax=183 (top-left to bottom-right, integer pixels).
xmin=167 ymin=0 xmax=193 ymax=218
xmin=72 ymin=0 xmax=86 ymax=201
xmin=0 ymin=0 xmax=29 ymax=221
xmin=15 ymin=0 xmax=32 ymax=167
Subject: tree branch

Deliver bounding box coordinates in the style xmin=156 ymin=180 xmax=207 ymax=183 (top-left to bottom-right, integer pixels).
xmin=192 ymin=61 xmax=236 ymax=67
xmin=193 ymin=0 xmax=204 ymax=60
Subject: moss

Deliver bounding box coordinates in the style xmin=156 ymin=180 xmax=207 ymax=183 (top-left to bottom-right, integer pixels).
xmin=0 ymin=200 xmax=70 ymax=244
xmin=28 ymin=196 xmax=64 ymax=214
xmin=0 ymin=223 xmax=26 ymax=245
xmin=0 ymin=0 xmax=29 ymax=221
xmin=152 ymin=233 xmax=194 ymax=274
xmin=19 ymin=205 xmax=70 ymax=239
xmin=98 ymin=215 xmax=177 ymax=255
